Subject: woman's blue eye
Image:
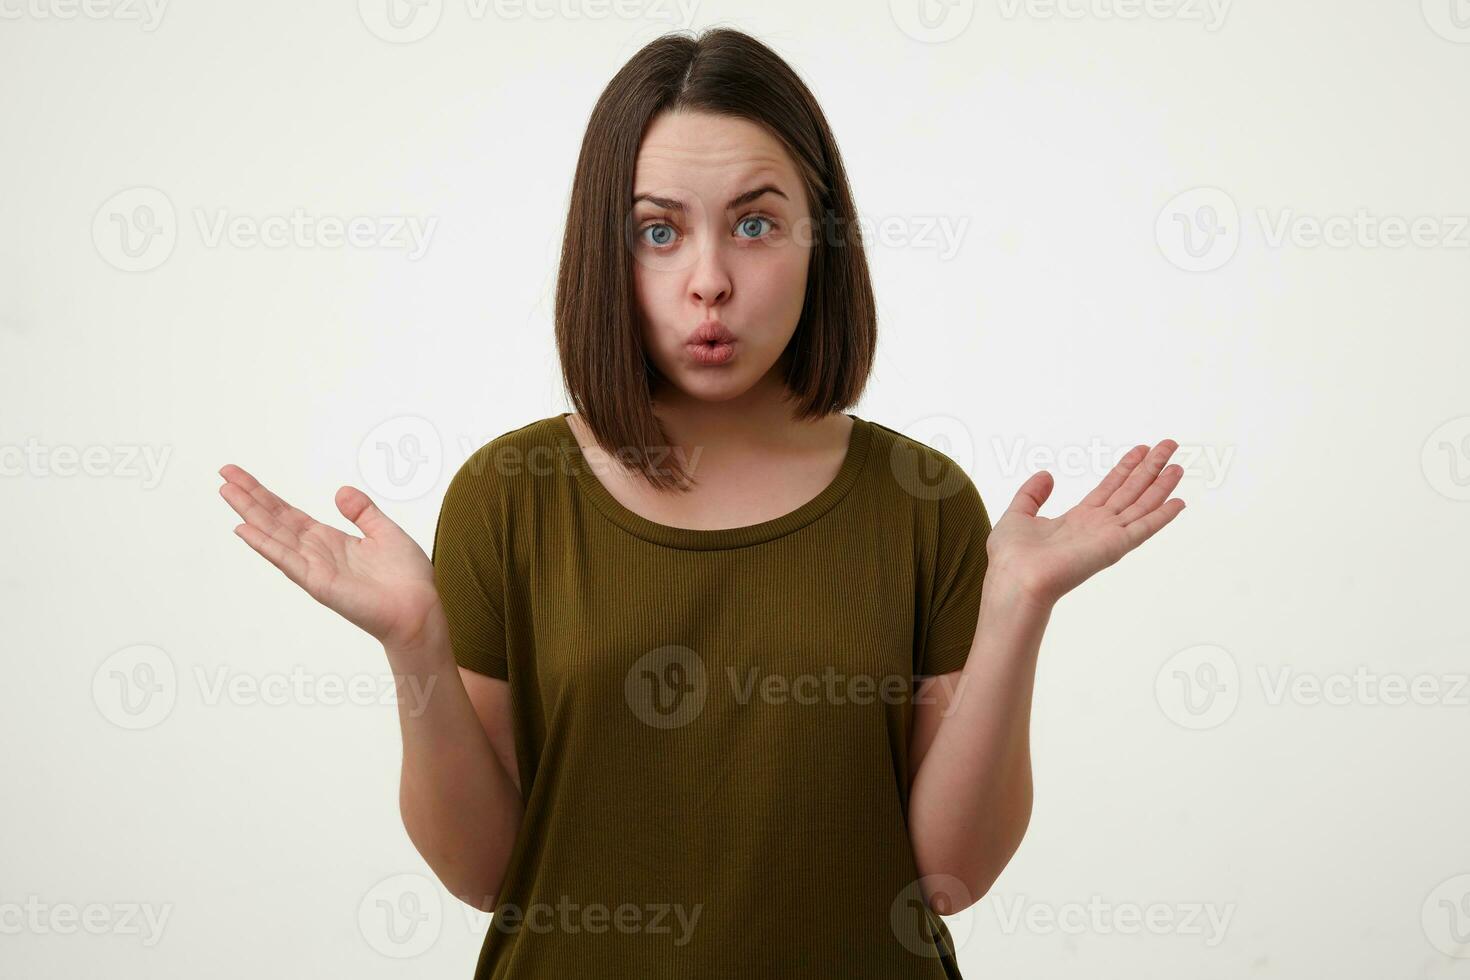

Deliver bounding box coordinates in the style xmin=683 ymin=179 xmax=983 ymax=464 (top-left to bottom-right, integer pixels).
xmin=642 ymin=223 xmax=676 ymax=247
xmin=737 ymin=216 xmax=771 ymax=239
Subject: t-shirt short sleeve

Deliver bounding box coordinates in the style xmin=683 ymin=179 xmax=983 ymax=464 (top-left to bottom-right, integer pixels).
xmin=429 ymin=457 xmax=508 ymax=680
xmin=918 ymin=469 xmax=992 ymax=679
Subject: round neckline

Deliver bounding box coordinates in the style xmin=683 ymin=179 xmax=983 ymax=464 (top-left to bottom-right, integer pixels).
xmin=554 ymin=412 xmax=872 ymax=551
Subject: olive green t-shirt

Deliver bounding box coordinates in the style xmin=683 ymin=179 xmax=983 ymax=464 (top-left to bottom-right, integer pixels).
xmin=429 ymin=411 xmax=991 ymax=979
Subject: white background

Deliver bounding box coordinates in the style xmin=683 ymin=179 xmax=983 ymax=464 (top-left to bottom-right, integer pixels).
xmin=2 ymin=0 xmax=1468 ymax=976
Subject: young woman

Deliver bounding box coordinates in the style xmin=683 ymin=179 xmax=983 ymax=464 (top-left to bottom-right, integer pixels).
xmin=218 ymin=27 xmax=1184 ymax=979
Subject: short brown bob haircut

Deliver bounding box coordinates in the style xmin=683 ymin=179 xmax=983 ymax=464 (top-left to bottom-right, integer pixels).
xmin=554 ymin=27 xmax=877 ymax=492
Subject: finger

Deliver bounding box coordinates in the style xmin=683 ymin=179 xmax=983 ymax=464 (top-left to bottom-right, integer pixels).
xmin=1004 ymin=470 xmax=1054 ymax=519
xmin=218 ymin=481 xmax=301 ymax=550
xmin=1116 ymin=462 xmax=1185 ymax=524
xmin=1122 ymin=497 xmax=1186 ymax=549
xmin=219 ymin=464 xmax=315 ymax=537
xmin=1104 ymin=440 xmax=1179 ymax=514
xmin=232 ymin=522 xmax=309 ymax=588
xmin=335 ymin=485 xmax=400 ymax=540
xmin=1079 ymin=445 xmax=1148 ymax=509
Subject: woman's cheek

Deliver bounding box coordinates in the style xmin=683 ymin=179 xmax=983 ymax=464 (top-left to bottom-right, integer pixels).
xmin=632 ymin=271 xmax=671 ymax=345
xmin=768 ymin=243 xmax=812 ymax=313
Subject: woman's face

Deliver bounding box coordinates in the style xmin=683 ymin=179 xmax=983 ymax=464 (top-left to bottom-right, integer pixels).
xmin=629 ymin=109 xmax=814 ymax=404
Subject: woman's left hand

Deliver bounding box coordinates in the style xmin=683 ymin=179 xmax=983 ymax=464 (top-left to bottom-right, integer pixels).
xmin=986 ymin=439 xmax=1187 ymax=607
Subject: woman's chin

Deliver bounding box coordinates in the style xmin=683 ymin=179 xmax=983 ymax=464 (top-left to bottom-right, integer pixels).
xmin=656 ymin=371 xmax=764 ymax=405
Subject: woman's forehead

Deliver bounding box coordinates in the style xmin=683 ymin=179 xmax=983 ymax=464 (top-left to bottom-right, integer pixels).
xmin=633 ymin=112 xmax=797 ymax=185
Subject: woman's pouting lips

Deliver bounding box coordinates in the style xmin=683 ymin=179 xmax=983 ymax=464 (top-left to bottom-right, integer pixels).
xmin=686 ymin=339 xmax=736 ymax=365
xmin=686 ymin=319 xmax=737 ymax=365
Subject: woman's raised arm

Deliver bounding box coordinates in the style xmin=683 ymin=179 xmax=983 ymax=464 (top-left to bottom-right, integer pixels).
xmin=217 ymin=464 xmax=521 ymax=909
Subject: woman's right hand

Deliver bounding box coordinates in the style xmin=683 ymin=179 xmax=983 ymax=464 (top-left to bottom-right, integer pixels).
xmin=218 ymin=464 xmax=448 ymax=655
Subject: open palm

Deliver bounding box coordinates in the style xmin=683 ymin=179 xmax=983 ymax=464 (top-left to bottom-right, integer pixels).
xmin=987 ymin=439 xmax=1187 ymax=605
xmin=218 ymin=464 xmax=446 ymax=653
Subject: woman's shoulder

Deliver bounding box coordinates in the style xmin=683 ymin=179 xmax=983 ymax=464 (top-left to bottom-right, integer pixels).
xmin=859 ymin=415 xmax=980 ymax=500
xmin=857 ymin=416 xmax=991 ymax=564
xmin=442 ymin=412 xmax=572 ymax=502
xmin=464 ymin=412 xmax=567 ymax=463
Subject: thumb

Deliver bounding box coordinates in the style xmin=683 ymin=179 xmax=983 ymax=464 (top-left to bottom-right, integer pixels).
xmin=335 ymin=485 xmax=399 ymax=539
xmin=1005 ymin=470 xmax=1054 ymax=520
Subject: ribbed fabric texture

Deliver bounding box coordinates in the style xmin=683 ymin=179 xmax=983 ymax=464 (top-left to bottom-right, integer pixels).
xmin=429 ymin=412 xmax=992 ymax=979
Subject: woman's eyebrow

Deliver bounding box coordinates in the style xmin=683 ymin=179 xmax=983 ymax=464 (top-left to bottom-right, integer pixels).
xmin=632 ymin=184 xmax=789 ymax=212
